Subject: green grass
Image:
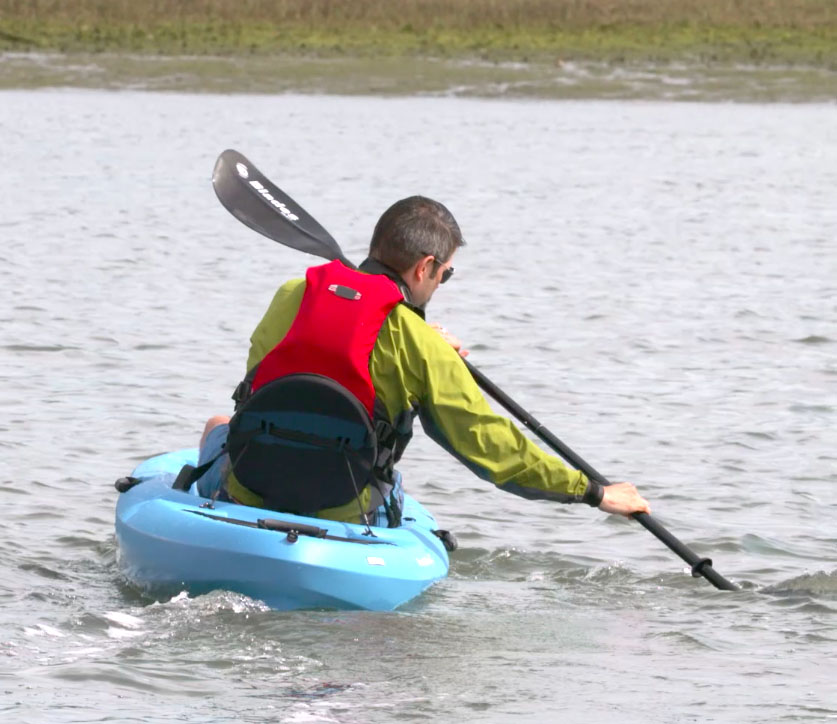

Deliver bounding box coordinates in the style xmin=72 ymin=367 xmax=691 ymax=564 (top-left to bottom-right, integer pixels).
xmin=1 ymin=0 xmax=836 ymax=66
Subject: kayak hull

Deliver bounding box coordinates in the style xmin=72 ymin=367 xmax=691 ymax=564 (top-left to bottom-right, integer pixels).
xmin=115 ymin=450 xmax=449 ymax=611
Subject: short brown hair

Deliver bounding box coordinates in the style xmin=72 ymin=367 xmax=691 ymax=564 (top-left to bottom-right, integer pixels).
xmin=369 ymin=196 xmax=465 ymax=273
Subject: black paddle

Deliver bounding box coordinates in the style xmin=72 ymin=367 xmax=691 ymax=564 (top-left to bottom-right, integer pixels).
xmin=212 ymin=149 xmax=354 ymax=269
xmin=211 ymin=149 xmax=739 ymax=592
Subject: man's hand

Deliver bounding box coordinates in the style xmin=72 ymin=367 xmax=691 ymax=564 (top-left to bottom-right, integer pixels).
xmin=599 ymin=482 xmax=650 ymax=517
xmin=429 ymin=322 xmax=469 ymax=358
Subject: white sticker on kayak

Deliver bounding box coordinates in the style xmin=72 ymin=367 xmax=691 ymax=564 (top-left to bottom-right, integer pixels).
xmin=366 ymin=556 xmax=386 ymax=566
xmin=416 ymin=555 xmax=434 ymax=567
xmin=236 ymin=162 xmax=249 ymax=178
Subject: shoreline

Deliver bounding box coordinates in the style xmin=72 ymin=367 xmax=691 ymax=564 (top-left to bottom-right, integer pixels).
xmin=2 ymin=51 xmax=836 ymax=102
xmin=2 ymin=1 xmax=835 ymax=100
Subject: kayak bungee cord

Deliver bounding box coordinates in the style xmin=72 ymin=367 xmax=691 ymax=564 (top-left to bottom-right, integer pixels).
xmin=185 ymin=509 xmax=396 ymax=545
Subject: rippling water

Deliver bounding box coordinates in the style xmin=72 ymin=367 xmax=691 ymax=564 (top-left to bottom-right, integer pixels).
xmin=2 ymin=90 xmax=836 ymax=722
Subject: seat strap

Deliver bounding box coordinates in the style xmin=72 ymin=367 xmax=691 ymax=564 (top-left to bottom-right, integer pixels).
xmin=229 ymin=421 xmax=372 ymax=454
xmin=231 ymin=366 xmax=258 ymax=411
xmin=171 ymin=450 xmax=224 ymax=491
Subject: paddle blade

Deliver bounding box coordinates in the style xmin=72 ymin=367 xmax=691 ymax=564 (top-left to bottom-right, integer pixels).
xmin=212 ymin=149 xmax=353 ymax=267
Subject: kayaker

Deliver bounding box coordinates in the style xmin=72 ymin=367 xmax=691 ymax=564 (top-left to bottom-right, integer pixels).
xmin=195 ymin=195 xmax=650 ymax=525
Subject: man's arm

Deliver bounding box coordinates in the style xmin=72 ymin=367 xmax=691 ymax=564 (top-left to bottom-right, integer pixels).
xmin=425 ymin=321 xmax=653 ymax=512
xmin=373 ymin=307 xmax=622 ymax=507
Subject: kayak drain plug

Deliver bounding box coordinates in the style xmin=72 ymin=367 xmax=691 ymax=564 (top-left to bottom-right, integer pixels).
xmin=286 ymin=530 xmax=299 ymax=543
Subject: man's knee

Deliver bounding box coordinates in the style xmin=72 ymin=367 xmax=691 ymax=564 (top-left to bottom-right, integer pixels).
xmin=201 ymin=415 xmax=231 ymax=448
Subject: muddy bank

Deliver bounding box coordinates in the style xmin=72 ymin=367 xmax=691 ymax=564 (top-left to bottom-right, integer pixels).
xmin=2 ymin=52 xmax=835 ymax=102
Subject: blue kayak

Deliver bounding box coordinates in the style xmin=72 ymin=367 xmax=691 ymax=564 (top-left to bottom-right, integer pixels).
xmin=114 ymin=449 xmax=450 ymax=611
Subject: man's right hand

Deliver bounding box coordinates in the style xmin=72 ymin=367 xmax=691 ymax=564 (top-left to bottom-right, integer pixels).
xmin=429 ymin=321 xmax=469 ymax=358
xmin=599 ymin=482 xmax=650 ymax=517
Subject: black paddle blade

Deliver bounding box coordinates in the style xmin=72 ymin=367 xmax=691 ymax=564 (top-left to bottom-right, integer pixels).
xmin=212 ymin=149 xmax=354 ymax=268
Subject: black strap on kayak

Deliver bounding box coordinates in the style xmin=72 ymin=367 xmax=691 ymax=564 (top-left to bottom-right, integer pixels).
xmin=171 ymin=452 xmax=225 ymax=492
xmin=185 ymin=509 xmax=395 ymax=546
xmin=115 ymin=453 xmax=223 ymax=495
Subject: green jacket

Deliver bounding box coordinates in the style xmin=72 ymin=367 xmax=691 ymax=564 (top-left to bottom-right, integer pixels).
xmin=236 ymin=273 xmax=590 ymax=520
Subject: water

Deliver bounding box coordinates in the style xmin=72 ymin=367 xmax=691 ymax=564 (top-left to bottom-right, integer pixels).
xmin=2 ymin=89 xmax=836 ymax=723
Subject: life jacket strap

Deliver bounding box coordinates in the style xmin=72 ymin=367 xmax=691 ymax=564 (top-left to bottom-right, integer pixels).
xmin=232 ymin=367 xmax=258 ymax=411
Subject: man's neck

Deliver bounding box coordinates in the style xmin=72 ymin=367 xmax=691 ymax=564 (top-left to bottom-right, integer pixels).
xmin=358 ymin=257 xmax=425 ymax=317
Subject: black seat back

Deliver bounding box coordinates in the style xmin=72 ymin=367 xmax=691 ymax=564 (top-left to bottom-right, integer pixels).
xmin=226 ymin=373 xmax=377 ymax=514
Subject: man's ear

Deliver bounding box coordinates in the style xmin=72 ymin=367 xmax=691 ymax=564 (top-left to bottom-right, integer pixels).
xmin=415 ymin=255 xmax=433 ymax=282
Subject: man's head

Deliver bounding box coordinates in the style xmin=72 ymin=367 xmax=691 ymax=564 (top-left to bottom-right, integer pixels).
xmin=369 ymin=196 xmax=465 ymax=307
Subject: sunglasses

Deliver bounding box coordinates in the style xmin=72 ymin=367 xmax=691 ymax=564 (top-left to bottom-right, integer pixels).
xmin=422 ymin=253 xmax=455 ymax=284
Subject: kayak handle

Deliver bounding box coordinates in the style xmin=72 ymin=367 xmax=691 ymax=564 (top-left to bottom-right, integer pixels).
xmin=258 ymin=518 xmax=327 ymax=539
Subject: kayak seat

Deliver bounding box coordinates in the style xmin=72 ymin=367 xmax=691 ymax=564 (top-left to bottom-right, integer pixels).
xmin=226 ymin=373 xmax=378 ymax=516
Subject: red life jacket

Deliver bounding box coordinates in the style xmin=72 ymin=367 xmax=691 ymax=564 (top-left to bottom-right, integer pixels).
xmin=251 ymin=260 xmax=404 ymax=413
xmin=225 ymin=260 xmax=405 ymax=519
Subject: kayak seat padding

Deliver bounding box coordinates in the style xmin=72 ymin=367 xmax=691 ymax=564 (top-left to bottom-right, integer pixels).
xmin=226 ymin=373 xmax=377 ymax=515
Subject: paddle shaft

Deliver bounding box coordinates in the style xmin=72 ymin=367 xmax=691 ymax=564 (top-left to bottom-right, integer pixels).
xmin=467 ymin=361 xmax=738 ymax=590
xmin=212 ymin=149 xmax=739 ymax=591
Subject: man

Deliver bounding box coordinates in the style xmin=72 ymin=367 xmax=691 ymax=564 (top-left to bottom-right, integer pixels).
xmin=196 ymin=195 xmax=649 ymax=523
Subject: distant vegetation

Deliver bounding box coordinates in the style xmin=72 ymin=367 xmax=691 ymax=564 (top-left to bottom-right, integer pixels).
xmin=1 ymin=0 xmax=835 ymax=65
